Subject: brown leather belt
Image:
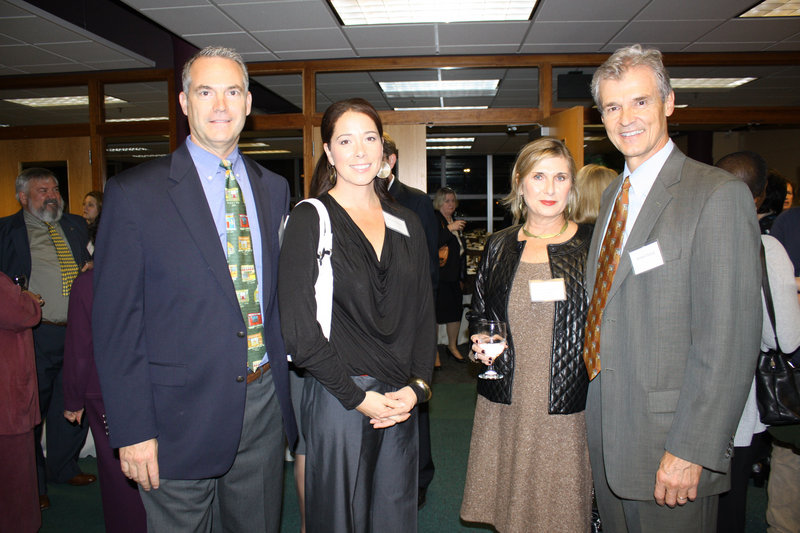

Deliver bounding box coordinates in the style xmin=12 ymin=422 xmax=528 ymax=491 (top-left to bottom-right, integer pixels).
xmin=246 ymin=362 xmax=271 ymax=384
xmin=41 ymin=320 xmax=67 ymax=327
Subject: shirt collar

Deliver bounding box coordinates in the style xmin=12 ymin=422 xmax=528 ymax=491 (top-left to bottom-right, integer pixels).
xmin=623 ymin=139 xmax=674 ymax=195
xmin=185 ymin=136 xmax=241 ymax=178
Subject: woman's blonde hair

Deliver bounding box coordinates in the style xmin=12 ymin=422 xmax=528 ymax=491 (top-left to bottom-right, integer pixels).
xmin=573 ymin=164 xmax=617 ymax=224
xmin=502 ymin=137 xmax=578 ymax=225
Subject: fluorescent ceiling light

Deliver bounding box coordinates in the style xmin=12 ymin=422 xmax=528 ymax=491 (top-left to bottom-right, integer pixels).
xmin=583 ymin=136 xmax=607 ymax=142
xmin=106 ymin=116 xmax=168 ymax=122
xmin=5 ymin=95 xmax=126 ymax=107
xmin=427 ymin=137 xmax=475 ymax=143
xmin=380 ymin=80 xmax=498 ymax=98
xmin=426 ymin=145 xmax=472 ymax=150
xmin=740 ymin=0 xmax=800 ymax=17
xmin=674 ymin=104 xmax=689 ymax=108
xmin=671 ymin=78 xmax=756 ymax=89
xmin=106 ymin=147 xmax=149 ymax=152
xmin=394 ymin=106 xmax=489 ymax=111
xmin=132 ymin=154 xmax=164 ymax=159
xmin=330 ymin=0 xmax=537 ymax=25
xmin=238 ymin=142 xmax=269 ymax=148
xmin=241 ymin=150 xmax=291 ymax=155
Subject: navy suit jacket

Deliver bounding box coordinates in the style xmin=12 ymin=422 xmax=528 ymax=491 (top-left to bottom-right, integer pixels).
xmin=0 ymin=209 xmax=89 ymax=280
xmin=92 ymin=142 xmax=297 ymax=479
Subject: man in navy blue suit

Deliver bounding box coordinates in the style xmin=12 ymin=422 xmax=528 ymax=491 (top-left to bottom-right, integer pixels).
xmin=0 ymin=167 xmax=94 ymax=510
xmin=93 ymin=46 xmax=296 ymax=532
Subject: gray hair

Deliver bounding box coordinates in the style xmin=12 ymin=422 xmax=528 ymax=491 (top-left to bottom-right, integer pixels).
xmin=591 ymin=44 xmax=672 ymax=112
xmin=181 ymin=46 xmax=249 ymax=94
xmin=16 ymin=167 xmax=56 ymax=202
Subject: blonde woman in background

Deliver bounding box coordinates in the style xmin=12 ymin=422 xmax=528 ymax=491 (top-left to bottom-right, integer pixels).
xmin=572 ymin=164 xmax=617 ymax=225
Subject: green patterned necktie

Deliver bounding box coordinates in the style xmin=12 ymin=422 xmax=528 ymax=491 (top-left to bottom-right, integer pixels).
xmin=45 ymin=222 xmax=79 ymax=296
xmin=221 ymin=159 xmax=266 ymax=371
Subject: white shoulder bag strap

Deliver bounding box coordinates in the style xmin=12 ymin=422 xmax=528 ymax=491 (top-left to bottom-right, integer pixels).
xmin=295 ymin=198 xmax=333 ymax=339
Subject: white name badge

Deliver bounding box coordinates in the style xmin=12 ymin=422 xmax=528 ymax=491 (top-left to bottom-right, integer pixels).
xmin=629 ymin=241 xmax=665 ymax=275
xmin=529 ymin=278 xmax=567 ymax=302
xmin=383 ymin=211 xmax=410 ymax=237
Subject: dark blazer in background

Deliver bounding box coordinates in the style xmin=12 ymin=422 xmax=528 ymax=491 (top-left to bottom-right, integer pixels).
xmin=585 ymin=146 xmax=762 ymax=499
xmin=389 ymin=179 xmax=439 ymax=289
xmin=0 ymin=210 xmax=89 ymax=280
xmin=93 ymin=142 xmax=297 ymax=480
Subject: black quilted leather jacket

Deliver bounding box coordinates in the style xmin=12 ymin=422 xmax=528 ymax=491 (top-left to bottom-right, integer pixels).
xmin=469 ymin=223 xmax=592 ymax=413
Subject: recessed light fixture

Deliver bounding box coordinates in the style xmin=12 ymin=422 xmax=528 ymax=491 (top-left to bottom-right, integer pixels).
xmin=329 ymin=0 xmax=537 ymax=25
xmin=426 ymin=145 xmax=472 ymax=150
xmin=106 ymin=116 xmax=168 ymax=122
xmin=5 ymin=96 xmax=126 ymax=107
xmin=380 ymin=80 xmax=499 ymax=98
xmin=394 ymin=106 xmax=489 ymax=111
xmin=671 ymin=78 xmax=756 ymax=89
xmin=427 ymin=137 xmax=475 ymax=143
xmin=740 ymin=0 xmax=800 ymax=18
xmin=463 ymin=168 xmax=472 ymax=173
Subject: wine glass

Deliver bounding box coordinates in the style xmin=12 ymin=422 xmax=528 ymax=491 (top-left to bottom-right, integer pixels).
xmin=473 ymin=319 xmax=507 ymax=380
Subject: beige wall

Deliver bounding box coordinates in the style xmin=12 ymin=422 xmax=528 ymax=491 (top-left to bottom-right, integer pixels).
xmin=713 ymin=129 xmax=800 ymax=187
xmin=0 ymin=137 xmax=93 ymax=217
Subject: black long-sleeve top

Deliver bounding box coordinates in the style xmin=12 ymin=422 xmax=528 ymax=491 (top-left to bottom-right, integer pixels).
xmin=279 ymin=193 xmax=436 ymax=409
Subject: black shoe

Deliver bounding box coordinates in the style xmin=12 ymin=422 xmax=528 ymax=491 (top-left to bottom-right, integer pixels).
xmin=447 ymin=347 xmax=466 ymax=363
xmin=417 ymin=487 xmax=427 ymax=509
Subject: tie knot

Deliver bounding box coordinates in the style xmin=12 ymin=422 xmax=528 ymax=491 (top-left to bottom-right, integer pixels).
xmin=621 ymin=176 xmax=632 ymax=191
xmin=220 ymin=159 xmax=233 ymax=171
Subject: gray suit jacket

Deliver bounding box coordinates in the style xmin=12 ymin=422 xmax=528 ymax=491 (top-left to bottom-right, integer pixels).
xmin=586 ymin=146 xmax=762 ymax=499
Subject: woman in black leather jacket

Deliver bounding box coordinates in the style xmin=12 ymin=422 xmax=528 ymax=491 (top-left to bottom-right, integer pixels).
xmin=460 ymin=138 xmax=593 ymax=532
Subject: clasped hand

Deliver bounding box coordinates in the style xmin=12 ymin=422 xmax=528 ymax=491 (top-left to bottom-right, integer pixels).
xmin=470 ymin=335 xmax=508 ymax=366
xmin=356 ymin=387 xmax=417 ymax=429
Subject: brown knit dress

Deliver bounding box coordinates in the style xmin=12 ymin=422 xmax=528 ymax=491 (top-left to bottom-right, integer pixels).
xmin=461 ymin=261 xmax=592 ymax=533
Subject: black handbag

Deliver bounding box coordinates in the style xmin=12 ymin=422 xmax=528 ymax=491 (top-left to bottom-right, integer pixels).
xmin=755 ymin=244 xmax=800 ymax=426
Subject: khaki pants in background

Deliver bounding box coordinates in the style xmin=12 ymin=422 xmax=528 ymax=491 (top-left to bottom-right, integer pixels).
xmin=766 ymin=442 xmax=800 ymax=533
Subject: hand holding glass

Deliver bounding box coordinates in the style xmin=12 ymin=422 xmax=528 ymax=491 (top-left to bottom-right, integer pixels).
xmin=472 ymin=319 xmax=508 ymax=380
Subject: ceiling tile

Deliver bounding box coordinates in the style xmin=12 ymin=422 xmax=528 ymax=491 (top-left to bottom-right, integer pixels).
xmin=0 ymin=1 xmax=33 ymax=17
xmin=121 ymin=0 xmax=208 ymax=8
xmin=356 ymin=46 xmax=438 ymax=57
xmin=220 ymin=2 xmax=337 ymax=32
xmin=437 ymin=22 xmax=529 ymax=46
xmin=765 ymin=42 xmax=800 ymax=51
xmin=38 ymin=41 xmax=135 ymax=63
xmin=345 ymin=25 xmax=435 ymax=48
xmin=600 ymin=42 xmax=689 ymax=53
xmin=19 ymin=62 xmax=92 ymax=74
xmin=700 ymin=19 xmax=800 ymax=43
xmin=0 ymin=17 xmax=86 ymax=43
xmin=682 ymin=42 xmax=774 ymax=52
xmin=239 ymin=50 xmax=280 ymax=62
xmin=635 ymin=0 xmax=754 ymax=20
xmin=139 ymin=6 xmax=240 ymax=35
xmin=274 ymin=49 xmax=355 ymax=60
xmin=438 ymin=44 xmax=521 ymax=54
xmin=184 ymin=32 xmax=268 ymax=54
xmin=0 ymin=33 xmax=21 ymax=45
xmin=252 ymin=28 xmax=349 ymax=52
xmin=520 ymin=43 xmax=605 ymax=53
xmin=535 ymin=0 xmax=648 ymax=22
xmin=612 ymin=20 xmax=722 ymax=43
xmin=526 ymin=21 xmax=627 ymax=44
xmin=86 ymin=58 xmax=154 ymax=70
xmin=0 ymin=44 xmax=70 ymax=66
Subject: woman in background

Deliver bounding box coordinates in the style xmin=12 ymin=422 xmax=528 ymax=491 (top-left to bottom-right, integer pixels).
xmin=758 ymin=169 xmax=788 ymax=234
xmin=81 ymin=191 xmax=102 ymax=256
xmin=461 ymin=138 xmax=592 ymax=532
xmin=573 ymin=163 xmax=616 ymax=225
xmin=434 ymin=187 xmax=467 ymax=363
xmin=279 ymin=98 xmax=435 ymax=533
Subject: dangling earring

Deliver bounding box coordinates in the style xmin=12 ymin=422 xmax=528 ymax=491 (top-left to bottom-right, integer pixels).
xmin=377 ymin=161 xmax=391 ymax=179
xmin=518 ymin=195 xmax=525 ymax=213
xmin=327 ymin=162 xmax=337 ymax=184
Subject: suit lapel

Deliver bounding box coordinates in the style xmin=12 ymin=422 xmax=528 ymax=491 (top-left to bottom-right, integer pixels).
xmin=606 ymin=147 xmax=684 ymax=302
xmin=167 ymin=145 xmax=241 ymax=313
xmin=10 ymin=211 xmax=32 ymax=277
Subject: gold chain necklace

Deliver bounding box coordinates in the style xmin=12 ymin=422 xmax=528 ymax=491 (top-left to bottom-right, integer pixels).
xmin=521 ymin=219 xmax=568 ymax=239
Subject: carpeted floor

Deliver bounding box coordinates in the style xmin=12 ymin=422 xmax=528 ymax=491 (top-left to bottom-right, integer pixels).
xmin=40 ymin=345 xmax=769 ymax=532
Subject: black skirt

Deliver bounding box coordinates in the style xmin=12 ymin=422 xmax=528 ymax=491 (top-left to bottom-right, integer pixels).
xmin=436 ymin=280 xmax=463 ymax=324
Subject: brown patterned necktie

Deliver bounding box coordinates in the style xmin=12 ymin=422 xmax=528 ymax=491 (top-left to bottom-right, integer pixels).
xmin=45 ymin=222 xmax=79 ymax=296
xmin=583 ymin=176 xmax=631 ymax=380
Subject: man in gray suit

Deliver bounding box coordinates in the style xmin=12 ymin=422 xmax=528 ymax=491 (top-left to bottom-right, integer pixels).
xmin=584 ymin=44 xmax=762 ymax=532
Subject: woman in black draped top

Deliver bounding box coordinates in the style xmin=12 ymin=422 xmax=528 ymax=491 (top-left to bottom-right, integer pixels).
xmin=278 ymin=98 xmax=435 ymax=533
